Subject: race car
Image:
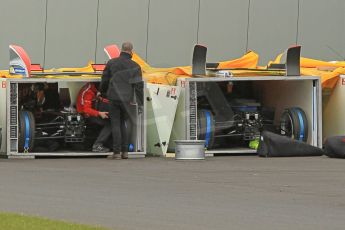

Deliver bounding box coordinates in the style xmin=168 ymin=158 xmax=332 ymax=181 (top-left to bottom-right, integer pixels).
xmin=195 ymin=81 xmax=308 ymax=149
xmin=17 ymin=83 xmax=98 ymax=153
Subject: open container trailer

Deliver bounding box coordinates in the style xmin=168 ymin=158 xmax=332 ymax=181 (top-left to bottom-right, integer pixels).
xmin=169 ymin=76 xmax=322 ymax=155
xmin=0 ymin=77 xmax=146 ymax=158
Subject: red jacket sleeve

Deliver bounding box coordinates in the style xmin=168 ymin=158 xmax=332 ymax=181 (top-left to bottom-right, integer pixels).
xmin=83 ymin=91 xmax=99 ymax=117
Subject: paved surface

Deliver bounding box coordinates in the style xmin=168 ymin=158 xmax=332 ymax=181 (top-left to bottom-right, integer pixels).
xmin=1 ymin=156 xmax=345 ymax=230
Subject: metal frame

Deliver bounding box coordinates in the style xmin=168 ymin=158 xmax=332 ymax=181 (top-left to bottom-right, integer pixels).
xmin=5 ymin=77 xmax=146 ymax=158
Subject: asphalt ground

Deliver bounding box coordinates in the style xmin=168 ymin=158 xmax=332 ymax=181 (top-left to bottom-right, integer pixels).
xmin=0 ymin=156 xmax=345 ymax=230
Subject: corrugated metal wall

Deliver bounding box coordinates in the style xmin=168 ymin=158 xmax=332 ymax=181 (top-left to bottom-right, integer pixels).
xmin=0 ymin=0 xmax=344 ymax=69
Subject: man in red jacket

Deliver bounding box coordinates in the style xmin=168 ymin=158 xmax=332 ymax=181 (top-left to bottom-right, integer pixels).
xmin=77 ymin=82 xmax=111 ymax=152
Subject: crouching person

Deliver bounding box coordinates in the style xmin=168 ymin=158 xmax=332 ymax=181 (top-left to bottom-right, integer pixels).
xmin=77 ymin=82 xmax=111 ymax=152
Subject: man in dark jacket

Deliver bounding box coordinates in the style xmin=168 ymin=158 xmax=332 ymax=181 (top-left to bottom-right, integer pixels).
xmin=100 ymin=42 xmax=142 ymax=159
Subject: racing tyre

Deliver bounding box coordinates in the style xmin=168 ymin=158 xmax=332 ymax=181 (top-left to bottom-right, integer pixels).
xmin=197 ymin=109 xmax=215 ymax=148
xmin=280 ymin=107 xmax=308 ymax=142
xmin=18 ymin=110 xmax=35 ymax=152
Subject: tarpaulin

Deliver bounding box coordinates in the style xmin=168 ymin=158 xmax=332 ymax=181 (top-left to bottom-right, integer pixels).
xmin=0 ymin=70 xmax=21 ymax=78
xmin=132 ymin=51 xmax=260 ymax=85
xmin=217 ymin=51 xmax=259 ymax=69
xmin=42 ymin=61 xmax=95 ymax=73
xmin=272 ymin=54 xmax=345 ymax=89
xmin=132 ymin=53 xmax=192 ymax=85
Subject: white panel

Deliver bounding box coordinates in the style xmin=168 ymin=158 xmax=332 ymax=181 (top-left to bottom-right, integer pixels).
xmin=256 ymin=80 xmax=316 ymax=146
xmin=0 ymin=79 xmax=7 ymax=153
xmin=146 ymin=84 xmax=180 ymax=156
xmin=248 ymin=0 xmax=298 ymax=65
xmin=96 ymin=0 xmax=149 ymax=64
xmin=0 ymin=0 xmax=46 ymax=69
xmin=198 ymin=0 xmax=249 ymax=62
xmin=147 ymin=0 xmax=199 ymax=67
xmin=323 ymin=76 xmax=345 ymax=139
xmin=44 ymin=0 xmax=97 ymax=68
xmin=298 ymin=0 xmax=345 ymax=61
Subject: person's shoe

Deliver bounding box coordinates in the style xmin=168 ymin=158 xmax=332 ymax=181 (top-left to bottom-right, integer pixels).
xmin=113 ymin=152 xmax=122 ymax=160
xmin=106 ymin=153 xmax=121 ymax=160
xmin=107 ymin=152 xmax=121 ymax=160
xmin=92 ymin=144 xmax=110 ymax=153
xmin=121 ymin=152 xmax=128 ymax=159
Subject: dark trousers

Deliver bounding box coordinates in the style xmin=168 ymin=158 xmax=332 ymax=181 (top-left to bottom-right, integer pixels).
xmin=109 ymin=100 xmax=134 ymax=152
xmin=87 ymin=117 xmax=112 ymax=146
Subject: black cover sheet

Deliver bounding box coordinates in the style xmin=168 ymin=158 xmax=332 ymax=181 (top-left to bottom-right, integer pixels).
xmin=258 ymin=131 xmax=324 ymax=157
xmin=324 ymin=136 xmax=345 ymax=158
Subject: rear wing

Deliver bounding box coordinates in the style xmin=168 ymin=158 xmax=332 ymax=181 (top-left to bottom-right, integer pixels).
xmin=267 ymin=46 xmax=301 ymax=76
xmin=192 ymin=44 xmax=207 ymax=76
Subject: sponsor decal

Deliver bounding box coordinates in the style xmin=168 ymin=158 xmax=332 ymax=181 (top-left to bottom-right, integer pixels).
xmin=9 ymin=66 xmax=25 ymax=74
xmin=14 ymin=67 xmax=26 ymax=74
xmin=170 ymin=87 xmax=176 ymax=96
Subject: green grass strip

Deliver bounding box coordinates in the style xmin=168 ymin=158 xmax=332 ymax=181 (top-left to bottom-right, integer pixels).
xmin=0 ymin=212 xmax=109 ymax=230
